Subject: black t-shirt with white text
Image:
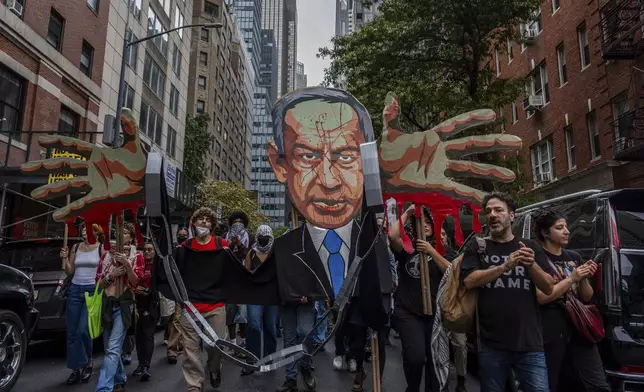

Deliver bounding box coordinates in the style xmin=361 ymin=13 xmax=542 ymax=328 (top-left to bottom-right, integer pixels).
xmin=541 ymin=249 xmax=583 ymax=345
xmin=460 ymin=237 xmax=551 ymax=352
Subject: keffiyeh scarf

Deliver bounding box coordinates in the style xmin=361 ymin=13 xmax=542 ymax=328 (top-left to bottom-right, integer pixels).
xmin=226 ymin=222 xmax=250 ymax=248
xmin=253 ymin=224 xmax=274 ymax=253
xmin=431 ymin=263 xmax=452 ymax=391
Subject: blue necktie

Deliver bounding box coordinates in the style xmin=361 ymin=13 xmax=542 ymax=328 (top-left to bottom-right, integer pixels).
xmin=323 ymin=230 xmax=345 ymax=297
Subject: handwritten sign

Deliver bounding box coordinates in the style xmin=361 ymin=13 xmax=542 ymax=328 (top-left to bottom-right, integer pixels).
xmin=47 ymin=148 xmax=87 ymax=184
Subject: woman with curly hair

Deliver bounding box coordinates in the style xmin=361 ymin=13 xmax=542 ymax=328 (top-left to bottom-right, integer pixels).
xmin=533 ymin=209 xmax=610 ymax=392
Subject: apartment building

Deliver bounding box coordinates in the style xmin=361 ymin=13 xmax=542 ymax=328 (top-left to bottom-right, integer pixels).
xmin=188 ymin=0 xmax=253 ymax=186
xmin=494 ymin=0 xmax=644 ymax=199
xmin=0 ymin=0 xmax=109 ymax=239
xmin=295 ymin=60 xmax=307 ymax=89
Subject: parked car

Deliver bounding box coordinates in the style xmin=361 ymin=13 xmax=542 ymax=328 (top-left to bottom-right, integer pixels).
xmin=0 ymin=264 xmax=39 ymax=392
xmin=0 ymin=238 xmax=80 ymax=340
xmin=460 ymin=188 xmax=644 ymax=392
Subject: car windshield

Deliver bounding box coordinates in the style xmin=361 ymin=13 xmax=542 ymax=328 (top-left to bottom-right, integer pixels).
xmin=0 ymin=242 xmax=65 ymax=273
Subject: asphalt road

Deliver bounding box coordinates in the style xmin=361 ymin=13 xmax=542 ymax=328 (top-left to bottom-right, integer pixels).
xmin=15 ymin=332 xmax=481 ymax=391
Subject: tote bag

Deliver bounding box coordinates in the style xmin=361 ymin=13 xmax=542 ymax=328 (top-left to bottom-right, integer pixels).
xmin=85 ymin=285 xmax=104 ymax=339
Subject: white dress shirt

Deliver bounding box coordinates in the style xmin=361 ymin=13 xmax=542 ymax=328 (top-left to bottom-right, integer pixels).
xmin=306 ymin=221 xmax=354 ymax=288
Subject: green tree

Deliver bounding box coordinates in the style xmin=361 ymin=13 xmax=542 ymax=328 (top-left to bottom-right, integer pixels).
xmin=197 ymin=179 xmax=269 ymax=230
xmin=183 ymin=113 xmax=214 ymax=184
xmin=272 ymin=226 xmax=290 ymax=237
xmin=319 ymin=0 xmax=539 ymax=136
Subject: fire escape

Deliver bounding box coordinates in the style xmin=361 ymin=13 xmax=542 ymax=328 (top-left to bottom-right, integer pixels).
xmin=601 ymin=0 xmax=644 ymax=160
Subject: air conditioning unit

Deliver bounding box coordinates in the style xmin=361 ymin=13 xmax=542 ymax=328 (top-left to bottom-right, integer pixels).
xmin=6 ymin=0 xmax=24 ymax=16
xmin=523 ymin=28 xmax=539 ymax=43
xmin=536 ymin=172 xmax=552 ymax=183
xmin=523 ymin=95 xmax=544 ymax=111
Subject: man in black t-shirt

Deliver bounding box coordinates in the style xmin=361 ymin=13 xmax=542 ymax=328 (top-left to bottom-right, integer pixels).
xmin=460 ymin=192 xmax=555 ymax=392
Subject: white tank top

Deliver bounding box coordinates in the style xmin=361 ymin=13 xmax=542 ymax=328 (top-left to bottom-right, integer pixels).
xmin=72 ymin=246 xmax=101 ymax=286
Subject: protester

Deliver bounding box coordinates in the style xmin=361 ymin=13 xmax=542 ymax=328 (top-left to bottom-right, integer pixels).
xmin=131 ymin=242 xmax=160 ymax=382
xmin=278 ymin=296 xmax=316 ymax=392
xmin=242 ymin=225 xmax=280 ymax=376
xmin=60 ymin=223 xmax=104 ymax=385
xmin=533 ymin=209 xmax=610 ymax=392
xmin=165 ymin=228 xmax=187 ymax=364
xmin=312 ymin=300 xmax=327 ymax=351
xmin=389 ymin=204 xmax=456 ymax=392
xmin=175 ymin=207 xmax=228 ymax=391
xmin=95 ymin=223 xmax=145 ymax=392
xmin=460 ymin=192 xmax=554 ymax=392
xmin=226 ymin=211 xmax=252 ymax=349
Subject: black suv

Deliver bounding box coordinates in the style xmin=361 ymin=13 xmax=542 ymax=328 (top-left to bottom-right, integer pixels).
xmin=0 ymin=264 xmax=39 ymax=392
xmin=462 ymin=188 xmax=644 ymax=392
xmin=0 ymin=238 xmax=80 ymax=340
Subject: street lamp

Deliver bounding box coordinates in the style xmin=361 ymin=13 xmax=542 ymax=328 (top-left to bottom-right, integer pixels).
xmin=109 ymin=21 xmax=224 ymax=146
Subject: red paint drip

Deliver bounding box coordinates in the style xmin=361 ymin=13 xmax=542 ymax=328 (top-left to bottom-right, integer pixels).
xmin=383 ymin=192 xmax=482 ymax=255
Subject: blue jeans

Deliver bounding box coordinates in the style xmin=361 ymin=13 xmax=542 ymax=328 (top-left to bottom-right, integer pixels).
xmin=96 ymin=306 xmax=130 ymax=392
xmin=246 ymin=305 xmax=279 ymax=358
xmin=478 ymin=344 xmax=549 ymax=392
xmin=66 ymin=283 xmax=95 ymax=370
xmin=313 ymin=301 xmax=327 ymax=344
xmin=280 ymin=303 xmax=315 ymax=380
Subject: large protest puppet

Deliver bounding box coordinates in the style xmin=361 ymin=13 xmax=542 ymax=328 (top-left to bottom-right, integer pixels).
xmin=19 ymin=88 xmax=521 ymax=373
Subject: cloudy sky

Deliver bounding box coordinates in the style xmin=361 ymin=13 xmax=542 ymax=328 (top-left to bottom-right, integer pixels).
xmin=297 ymin=0 xmax=335 ymax=86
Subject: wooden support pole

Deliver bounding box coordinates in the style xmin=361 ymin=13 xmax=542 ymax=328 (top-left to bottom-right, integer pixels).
xmin=415 ymin=204 xmax=432 ymax=316
xmin=371 ymin=331 xmax=381 ymax=392
xmin=115 ymin=211 xmax=125 ymax=296
xmin=62 ymin=195 xmax=71 ymax=270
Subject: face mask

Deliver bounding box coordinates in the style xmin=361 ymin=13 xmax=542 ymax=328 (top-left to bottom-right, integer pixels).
xmin=176 ymin=235 xmax=187 ymax=242
xmin=195 ymin=226 xmax=210 ymax=237
xmin=257 ymin=236 xmax=271 ymax=247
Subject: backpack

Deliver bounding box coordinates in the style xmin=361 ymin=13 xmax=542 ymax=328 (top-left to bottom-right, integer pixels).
xmin=441 ymin=237 xmax=487 ymax=333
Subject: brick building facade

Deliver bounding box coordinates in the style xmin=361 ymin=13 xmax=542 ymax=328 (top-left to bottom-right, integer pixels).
xmin=495 ymin=0 xmax=644 ymax=199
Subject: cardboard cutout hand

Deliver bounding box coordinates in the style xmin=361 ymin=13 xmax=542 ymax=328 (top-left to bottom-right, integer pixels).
xmin=378 ymin=93 xmax=522 ymax=204
xmin=21 ymin=109 xmax=146 ymax=237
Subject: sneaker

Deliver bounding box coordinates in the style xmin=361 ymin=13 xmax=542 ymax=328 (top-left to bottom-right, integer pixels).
xmin=80 ymin=365 xmax=93 ymax=383
xmin=332 ymin=355 xmax=344 ymax=370
xmin=276 ymin=378 xmax=297 ymax=392
xmin=240 ymin=368 xmax=255 ymax=376
xmin=348 ymin=359 xmax=358 ymax=373
xmin=122 ymin=354 xmax=132 ymax=366
xmin=351 ymin=368 xmax=368 ymax=392
xmin=132 ymin=365 xmax=144 ymax=377
xmin=167 ymin=356 xmax=178 ymax=365
xmin=140 ymin=367 xmax=151 ymax=382
xmin=113 ymin=384 xmax=126 ymax=392
xmin=300 ymin=367 xmax=316 ymax=390
xmin=66 ymin=369 xmax=81 ymax=385
xmin=162 ymin=339 xmax=168 ymax=346
xmin=210 ymin=371 xmax=222 ymax=388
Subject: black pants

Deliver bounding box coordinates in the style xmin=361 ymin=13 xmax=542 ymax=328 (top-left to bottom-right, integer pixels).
xmin=349 ymin=324 xmax=386 ymax=376
xmin=393 ymin=306 xmax=439 ymax=392
xmin=549 ymin=338 xmax=611 ymax=392
xmin=135 ymin=295 xmax=159 ymax=368
xmin=335 ymin=316 xmax=349 ymax=356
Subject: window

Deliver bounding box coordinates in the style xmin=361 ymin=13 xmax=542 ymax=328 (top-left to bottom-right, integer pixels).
xmin=172 ymin=44 xmax=181 ymax=77
xmin=169 ymin=84 xmax=179 ymax=116
xmin=216 ymin=119 xmax=222 ymax=134
xmin=526 ymin=63 xmax=549 ymax=108
xmin=219 ymin=52 xmax=225 ymax=67
xmin=79 ymin=40 xmax=94 ymax=77
xmin=578 ymin=23 xmax=591 ymax=68
xmin=217 ymin=96 xmax=223 ymax=111
xmin=143 ymin=53 xmax=166 ymax=99
xmin=223 ymin=131 xmax=228 ymax=141
xmin=147 ymin=7 xmax=168 ymax=57
xmin=122 ymin=83 xmax=135 ymax=109
xmin=512 ymin=102 xmax=518 ymax=123
xmin=199 ymin=52 xmax=208 ymax=66
xmin=556 ymin=44 xmax=567 ymax=85
xmin=204 ymin=1 xmax=219 ymax=17
xmin=507 ymin=39 xmax=513 ymax=63
xmin=218 ymin=75 xmax=224 ymax=89
xmin=160 ymin=0 xmax=171 ymax=16
xmin=174 ymin=6 xmax=185 ymax=39
xmin=58 ymin=106 xmax=79 ymax=136
xmin=225 ymin=68 xmax=231 ymax=81
xmin=197 ymin=100 xmax=205 ymax=113
xmin=612 ymin=92 xmax=630 ymax=138
xmin=124 ymin=30 xmax=138 ymax=71
xmin=198 ymin=76 xmax=207 ymax=89
xmin=495 ymin=49 xmax=501 ymax=76
xmin=201 ymin=28 xmax=209 ymax=42
xmin=139 ymin=101 xmax=163 ymax=145
xmin=47 ymin=9 xmax=65 ymax=51
xmin=0 ymin=66 xmax=24 ymax=134
xmin=87 ymin=0 xmax=99 ymax=12
xmin=531 ymin=139 xmax=555 ymax=183
xmin=565 ymin=125 xmax=576 ymax=169
xmin=587 ymin=111 xmax=601 ymax=159
xmin=166 ymin=127 xmax=177 ymax=158
xmin=124 ymin=0 xmax=142 ymax=20
xmin=552 ymin=0 xmax=560 ymax=13
xmin=521 ymin=7 xmax=542 ymax=36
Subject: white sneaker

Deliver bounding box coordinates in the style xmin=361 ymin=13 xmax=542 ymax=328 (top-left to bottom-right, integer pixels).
xmin=162 ymin=339 xmax=168 ymax=346
xmin=332 ymin=355 xmax=344 ymax=370
xmin=348 ymin=358 xmax=357 ymax=373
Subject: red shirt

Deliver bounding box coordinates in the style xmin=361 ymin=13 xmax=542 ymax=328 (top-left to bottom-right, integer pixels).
xmin=185 ymin=236 xmax=228 ymax=314
xmin=140 ymin=259 xmax=154 ymax=288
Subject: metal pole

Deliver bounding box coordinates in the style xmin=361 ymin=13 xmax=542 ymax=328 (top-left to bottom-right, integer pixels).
xmin=113 ymin=2 xmax=131 ymax=147
xmin=0 ymin=183 xmax=7 ymax=246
